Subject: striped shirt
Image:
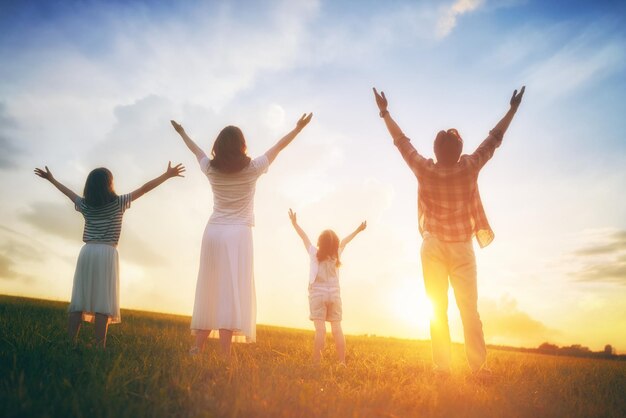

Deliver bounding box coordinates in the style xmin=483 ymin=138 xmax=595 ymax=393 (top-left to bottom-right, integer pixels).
xmin=200 ymin=155 xmax=270 ymax=226
xmin=394 ymin=131 xmax=503 ymax=248
xmin=74 ymin=194 xmax=131 ymax=245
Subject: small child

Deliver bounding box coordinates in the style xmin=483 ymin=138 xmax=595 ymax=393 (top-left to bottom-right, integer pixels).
xmin=34 ymin=162 xmax=185 ymax=348
xmin=288 ymin=208 xmax=366 ymax=365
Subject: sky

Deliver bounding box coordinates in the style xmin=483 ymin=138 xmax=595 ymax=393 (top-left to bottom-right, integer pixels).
xmin=1 ymin=0 xmax=625 ymax=353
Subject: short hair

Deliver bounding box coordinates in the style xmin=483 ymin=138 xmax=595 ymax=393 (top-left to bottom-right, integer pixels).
xmin=434 ymin=129 xmax=463 ymax=165
xmin=210 ymin=125 xmax=252 ymax=173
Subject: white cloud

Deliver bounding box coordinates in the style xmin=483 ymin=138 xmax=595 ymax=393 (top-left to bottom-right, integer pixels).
xmin=523 ymin=26 xmax=626 ymax=101
xmin=481 ymin=294 xmax=559 ymax=347
xmin=265 ymin=104 xmax=286 ymax=131
xmin=436 ymin=0 xmax=484 ymax=38
xmin=2 ymin=1 xmax=320 ymax=111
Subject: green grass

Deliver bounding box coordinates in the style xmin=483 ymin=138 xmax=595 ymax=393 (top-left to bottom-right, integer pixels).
xmin=1 ymin=295 xmax=625 ymax=418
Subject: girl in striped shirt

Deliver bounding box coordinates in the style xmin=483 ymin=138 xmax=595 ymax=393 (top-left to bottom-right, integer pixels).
xmin=34 ymin=162 xmax=185 ymax=349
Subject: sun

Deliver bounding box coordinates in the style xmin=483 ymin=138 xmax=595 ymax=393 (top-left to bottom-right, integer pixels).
xmin=389 ymin=280 xmax=433 ymax=338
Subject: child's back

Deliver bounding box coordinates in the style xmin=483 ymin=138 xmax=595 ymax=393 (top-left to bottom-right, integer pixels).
xmin=289 ymin=209 xmax=366 ymax=365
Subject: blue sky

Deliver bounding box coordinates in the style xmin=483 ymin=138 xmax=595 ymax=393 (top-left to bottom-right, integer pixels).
xmin=1 ymin=0 xmax=625 ymax=352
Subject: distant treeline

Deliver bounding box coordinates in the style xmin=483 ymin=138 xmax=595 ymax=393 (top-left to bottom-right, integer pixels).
xmin=488 ymin=342 xmax=626 ymax=361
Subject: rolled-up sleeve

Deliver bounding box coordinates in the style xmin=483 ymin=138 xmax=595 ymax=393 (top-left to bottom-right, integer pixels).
xmin=467 ymin=130 xmax=503 ymax=170
xmin=394 ymin=136 xmax=427 ymax=178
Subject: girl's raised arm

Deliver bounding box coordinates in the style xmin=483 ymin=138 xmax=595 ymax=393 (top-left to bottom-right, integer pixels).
xmin=340 ymin=221 xmax=367 ymax=249
xmin=288 ymin=208 xmax=312 ymax=251
xmin=171 ymin=120 xmax=208 ymax=164
xmin=130 ymin=161 xmax=185 ymax=201
xmin=34 ymin=166 xmax=80 ymax=204
xmin=265 ymin=113 xmax=312 ymax=164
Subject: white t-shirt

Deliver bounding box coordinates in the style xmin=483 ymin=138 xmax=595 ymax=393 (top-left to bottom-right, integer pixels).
xmin=200 ymin=154 xmax=269 ymax=226
xmin=308 ymin=244 xmax=344 ymax=286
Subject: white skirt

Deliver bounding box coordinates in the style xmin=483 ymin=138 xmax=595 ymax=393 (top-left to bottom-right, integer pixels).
xmin=191 ymin=223 xmax=256 ymax=343
xmin=69 ymin=243 xmax=121 ymax=324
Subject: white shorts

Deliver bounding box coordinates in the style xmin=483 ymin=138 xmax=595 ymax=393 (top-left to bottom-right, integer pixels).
xmin=309 ymin=286 xmax=342 ymax=322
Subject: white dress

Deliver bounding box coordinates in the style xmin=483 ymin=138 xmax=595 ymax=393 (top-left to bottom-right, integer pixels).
xmin=191 ymin=154 xmax=269 ymax=342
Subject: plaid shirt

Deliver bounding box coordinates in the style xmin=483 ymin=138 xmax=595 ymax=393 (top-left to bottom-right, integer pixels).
xmin=394 ymin=131 xmax=503 ymax=248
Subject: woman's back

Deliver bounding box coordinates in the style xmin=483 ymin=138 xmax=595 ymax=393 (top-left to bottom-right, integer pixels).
xmin=200 ymin=155 xmax=269 ymax=226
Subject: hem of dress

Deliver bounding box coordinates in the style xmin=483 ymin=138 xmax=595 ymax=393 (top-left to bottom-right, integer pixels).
xmin=69 ymin=310 xmax=121 ymax=324
xmin=190 ymin=328 xmax=255 ymax=343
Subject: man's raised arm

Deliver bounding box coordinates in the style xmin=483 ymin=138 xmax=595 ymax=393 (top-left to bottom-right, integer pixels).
xmin=469 ymin=86 xmax=526 ymax=169
xmin=491 ymin=86 xmax=525 ymax=139
xmin=373 ymin=87 xmax=406 ymax=141
xmin=373 ymin=87 xmax=425 ymax=176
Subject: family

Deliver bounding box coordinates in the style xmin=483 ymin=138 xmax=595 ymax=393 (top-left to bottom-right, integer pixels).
xmin=34 ymin=86 xmax=525 ymax=374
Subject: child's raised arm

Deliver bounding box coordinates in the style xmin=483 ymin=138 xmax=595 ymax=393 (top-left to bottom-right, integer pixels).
xmin=34 ymin=166 xmax=80 ymax=204
xmin=340 ymin=221 xmax=367 ymax=249
xmin=130 ymin=161 xmax=185 ymax=202
xmin=171 ymin=120 xmax=208 ymax=164
xmin=288 ymin=208 xmax=312 ymax=251
xmin=264 ymin=113 xmax=312 ymax=164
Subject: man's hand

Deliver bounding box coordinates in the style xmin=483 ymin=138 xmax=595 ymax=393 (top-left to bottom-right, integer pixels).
xmin=357 ymin=221 xmax=367 ymax=233
xmin=373 ymin=87 xmax=388 ymax=113
xmin=510 ymin=86 xmax=525 ymax=111
xmin=34 ymin=166 xmax=54 ymax=182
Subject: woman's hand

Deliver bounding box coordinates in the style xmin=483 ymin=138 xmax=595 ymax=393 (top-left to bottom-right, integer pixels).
xmin=265 ymin=114 xmax=313 ymax=164
xmin=34 ymin=166 xmax=54 ymax=182
xmin=165 ymin=161 xmax=186 ymax=178
xmin=510 ymin=86 xmax=525 ymax=111
xmin=357 ymin=221 xmax=367 ymax=232
xmin=170 ymin=120 xmax=185 ymax=135
xmin=296 ymin=113 xmax=313 ymax=131
xmin=288 ymin=208 xmax=298 ymax=225
xmin=373 ymin=87 xmax=388 ymax=113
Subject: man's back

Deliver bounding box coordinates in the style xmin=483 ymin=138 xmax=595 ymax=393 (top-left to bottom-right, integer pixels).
xmin=394 ymin=133 xmax=502 ymax=247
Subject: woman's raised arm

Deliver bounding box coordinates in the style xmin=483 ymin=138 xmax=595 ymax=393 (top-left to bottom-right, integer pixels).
xmin=171 ymin=120 xmax=208 ymax=163
xmin=264 ymin=113 xmax=312 ymax=164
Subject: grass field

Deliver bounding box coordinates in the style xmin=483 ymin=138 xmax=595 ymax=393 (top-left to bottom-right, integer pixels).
xmin=1 ymin=295 xmax=625 ymax=418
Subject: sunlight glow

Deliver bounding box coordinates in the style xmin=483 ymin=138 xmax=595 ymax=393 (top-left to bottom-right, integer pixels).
xmin=389 ymin=280 xmax=433 ymax=337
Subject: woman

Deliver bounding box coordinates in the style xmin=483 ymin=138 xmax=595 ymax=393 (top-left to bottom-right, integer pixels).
xmin=171 ymin=113 xmax=312 ymax=358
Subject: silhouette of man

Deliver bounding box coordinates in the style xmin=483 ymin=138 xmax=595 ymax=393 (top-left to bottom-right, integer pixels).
xmin=373 ymin=86 xmax=525 ymax=374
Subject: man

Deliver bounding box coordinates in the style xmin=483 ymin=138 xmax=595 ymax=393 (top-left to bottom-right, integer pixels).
xmin=373 ymin=86 xmax=525 ymax=374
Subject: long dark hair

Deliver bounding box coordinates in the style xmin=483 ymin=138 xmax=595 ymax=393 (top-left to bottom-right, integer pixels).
xmin=317 ymin=229 xmax=341 ymax=267
xmin=210 ymin=125 xmax=252 ymax=173
xmin=84 ymin=168 xmax=117 ymax=207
